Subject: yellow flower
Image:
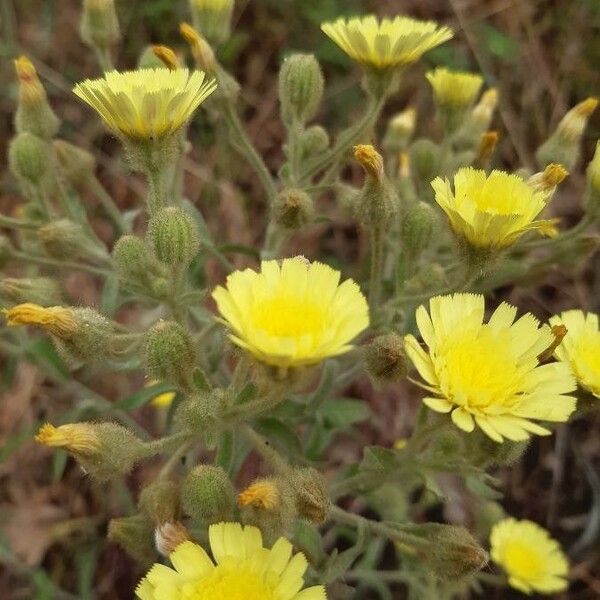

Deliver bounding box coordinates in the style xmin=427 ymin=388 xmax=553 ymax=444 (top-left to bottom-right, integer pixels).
xmin=211 ymin=257 xmax=369 ymax=368
xmin=3 ymin=303 xmax=78 ymax=337
xmin=549 ymin=310 xmax=600 ymax=398
xmin=490 ymin=518 xmax=568 ymax=595
xmin=432 ymin=167 xmax=558 ymax=248
xmin=404 ymin=293 xmax=577 ymax=442
xmin=135 ymin=521 xmax=326 ymax=600
xmin=321 ymin=15 xmax=453 ymax=70
xmin=426 ymin=67 xmax=483 ymax=107
xmin=35 ymin=423 xmax=100 ymax=454
xmin=73 ymin=68 xmax=216 ymax=140
xmin=239 ymin=479 xmax=280 ymax=510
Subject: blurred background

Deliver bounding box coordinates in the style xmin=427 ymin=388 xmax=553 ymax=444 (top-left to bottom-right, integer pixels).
xmin=0 ymin=0 xmax=599 ymax=598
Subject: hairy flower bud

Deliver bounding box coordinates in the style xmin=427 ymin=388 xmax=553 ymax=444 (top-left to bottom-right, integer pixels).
xmin=290 ymin=467 xmax=330 ymax=523
xmin=0 ymin=277 xmax=62 ymax=306
xmin=409 ymin=139 xmax=441 ymax=190
xmin=272 ymin=188 xmax=315 ymax=230
xmin=401 ymin=201 xmax=438 ymax=258
xmin=80 ymin=0 xmax=121 ymax=52
xmin=8 ymin=132 xmax=50 ymax=185
xmin=528 ymin=163 xmax=569 ymax=195
xmin=536 ymin=97 xmax=598 ymax=169
xmin=181 ymin=464 xmax=235 ymax=523
xmin=189 ymin=0 xmax=235 ymax=45
xmin=112 ymin=235 xmax=160 ymax=288
xmin=36 ymin=421 xmax=147 ymax=481
xmin=383 ymin=107 xmax=416 ymax=153
xmin=299 ymin=126 xmax=329 ymax=159
xmin=454 ymin=88 xmax=498 ymax=150
xmin=144 ymin=320 xmax=197 ymax=387
xmin=108 ymin=515 xmax=157 ymax=567
xmin=14 ymin=56 xmax=60 ymax=139
xmin=180 ymin=22 xmax=217 ymax=74
xmin=38 ymin=219 xmax=106 ymax=263
xmin=148 ymin=207 xmax=200 ymax=269
xmin=365 ymin=333 xmax=408 ymax=383
xmin=139 ymin=480 xmax=180 ymax=525
xmin=279 ymin=54 xmax=324 ymax=126
xmin=53 ymin=140 xmax=97 ymax=187
xmin=155 ymin=521 xmax=189 ymax=556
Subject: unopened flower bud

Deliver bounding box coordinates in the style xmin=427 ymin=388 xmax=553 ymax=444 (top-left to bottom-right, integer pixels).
xmin=354 ymin=145 xmax=397 ymax=228
xmin=290 ymin=467 xmax=329 ymax=523
xmin=108 ymin=516 xmax=157 ymax=567
xmin=299 ymin=125 xmax=329 ymax=159
xmin=145 ymin=320 xmax=196 ymax=387
xmin=8 ymin=132 xmax=50 ymax=185
xmin=38 ymin=219 xmax=105 ymax=262
xmin=528 ymin=163 xmax=569 ymax=195
xmin=112 ymin=235 xmax=160 ymax=288
xmin=14 ymin=56 xmax=60 ymax=139
xmin=155 ymin=521 xmax=189 ymax=556
xmin=383 ymin=107 xmax=417 ymax=153
xmin=401 ymin=202 xmax=438 ymax=258
xmin=279 ymin=54 xmax=324 ymax=126
xmin=536 ymin=98 xmax=598 ymax=169
xmin=181 ymin=464 xmax=235 ymax=523
xmin=189 ymin=0 xmax=235 ymax=46
xmin=53 ymin=140 xmax=96 ymax=187
xmin=272 ymin=188 xmax=314 ymax=230
xmin=174 ymin=390 xmax=222 ymax=446
xmin=80 ymin=0 xmax=121 ymax=53
xmin=365 ymin=333 xmax=408 ymax=383
xmin=37 ymin=421 xmax=147 ymax=481
xmin=152 ymin=45 xmax=179 ymax=70
xmin=138 ymin=45 xmax=166 ymax=69
xmin=409 ymin=139 xmax=441 ymax=190
xmin=473 ymin=131 xmax=499 ymax=169
xmin=148 ymin=207 xmax=200 ymax=269
xmin=0 ymin=277 xmax=62 ymax=306
xmin=454 ymin=88 xmax=498 ymax=150
xmin=139 ymin=480 xmax=180 ymax=525
xmin=180 ymin=22 xmax=217 ymax=74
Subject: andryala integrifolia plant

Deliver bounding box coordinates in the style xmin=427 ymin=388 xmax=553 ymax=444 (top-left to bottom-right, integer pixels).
xmin=1 ymin=2 xmax=598 ymax=597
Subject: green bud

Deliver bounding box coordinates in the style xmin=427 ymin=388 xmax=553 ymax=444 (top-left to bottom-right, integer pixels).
xmin=279 ymin=54 xmax=324 ymax=125
xmin=144 ymin=320 xmax=197 ymax=387
xmin=8 ymin=133 xmax=50 ymax=185
xmin=174 ymin=389 xmax=223 ymax=446
xmin=55 ymin=307 xmax=115 ymax=362
xmin=299 ymin=126 xmax=329 ymax=159
xmin=272 ymin=189 xmax=314 ymax=230
xmin=148 ymin=207 xmax=200 ymax=269
xmin=189 ymin=0 xmax=235 ymax=46
xmin=464 ymin=429 xmax=529 ymax=468
xmin=364 ymin=333 xmax=408 ymax=383
xmin=80 ymin=0 xmax=121 ymax=52
xmin=401 ymin=202 xmax=438 ymax=258
xmin=137 ymin=45 xmax=166 ymax=69
xmin=138 ymin=480 xmax=180 ymax=525
xmin=430 ymin=429 xmax=463 ymax=457
xmin=400 ymin=523 xmax=488 ymax=581
xmin=0 ymin=277 xmax=62 ymax=306
xmin=53 ymin=140 xmax=96 ymax=187
xmin=409 ymin=139 xmax=441 ymax=191
xmin=290 ymin=467 xmax=330 ymax=523
xmin=181 ymin=464 xmax=235 ymax=523
xmin=383 ymin=108 xmax=416 ymax=153
xmin=38 ymin=219 xmax=106 ymax=263
xmin=112 ymin=235 xmax=162 ymax=289
xmin=108 ymin=515 xmax=157 ymax=567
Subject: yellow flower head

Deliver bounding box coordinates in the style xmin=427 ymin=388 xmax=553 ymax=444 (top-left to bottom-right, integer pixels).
xmin=3 ymin=303 xmax=78 ymax=338
xmin=73 ymin=68 xmax=217 ymax=140
xmin=35 ymin=423 xmax=100 ymax=454
xmin=321 ymin=15 xmax=453 ymax=70
xmin=549 ymin=310 xmax=600 ymax=398
xmin=490 ymin=518 xmax=568 ymax=595
xmin=404 ymin=293 xmax=577 ymax=442
xmin=432 ymin=167 xmax=558 ymax=248
xmin=212 ymin=257 xmax=369 ymax=368
xmin=136 ymin=521 xmax=326 ymax=600
xmin=426 ymin=67 xmax=483 ymax=107
xmin=239 ymin=479 xmax=280 ymax=510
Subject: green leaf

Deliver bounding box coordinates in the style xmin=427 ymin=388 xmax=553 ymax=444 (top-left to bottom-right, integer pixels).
xmin=217 ymin=243 xmax=261 ymax=262
xmin=254 ymin=417 xmax=302 ymax=457
xmin=77 ymin=544 xmax=98 ymax=600
xmin=101 ymin=274 xmax=120 ymax=317
xmin=114 ymin=382 xmax=176 ymax=410
xmin=234 ymin=382 xmax=258 ymax=405
xmin=293 ymin=521 xmax=326 ymax=563
xmin=360 ymin=446 xmax=400 ymax=472
xmin=23 ymin=338 xmax=69 ymax=382
xmin=317 ymin=397 xmax=370 ymax=428
xmin=52 ymin=450 xmax=68 ymax=482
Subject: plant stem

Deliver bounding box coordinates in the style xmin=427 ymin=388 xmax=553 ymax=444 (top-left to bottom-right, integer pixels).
xmin=239 ymin=423 xmax=289 ymax=474
xmin=369 ymin=225 xmax=384 ymax=309
xmin=148 ymin=167 xmax=166 ymax=215
xmin=0 ymin=214 xmax=40 ymax=230
xmin=9 ymin=251 xmax=112 ymax=278
xmin=88 ymin=176 xmax=128 ymax=234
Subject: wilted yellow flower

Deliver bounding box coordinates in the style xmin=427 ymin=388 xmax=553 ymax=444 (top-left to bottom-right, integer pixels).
xmin=152 ymin=45 xmax=179 ymax=70
xmin=490 ymin=518 xmax=568 ymax=595
xmin=73 ymin=68 xmax=217 ymax=140
xmin=3 ymin=303 xmax=78 ymax=337
xmin=14 ymin=56 xmax=45 ymax=106
xmin=35 ymin=423 xmax=101 ymax=454
xmin=321 ymin=15 xmax=453 ymax=70
xmin=354 ymin=144 xmax=384 ymax=180
xmin=212 ymin=257 xmax=369 ymax=368
xmin=404 ymin=293 xmax=577 ymax=442
xmin=426 ymin=67 xmax=483 ymax=107
xmin=549 ymin=310 xmax=600 ymax=398
xmin=239 ymin=479 xmax=280 ymax=510
xmin=432 ymin=167 xmax=559 ymax=248
xmin=136 ymin=521 xmax=326 ymax=600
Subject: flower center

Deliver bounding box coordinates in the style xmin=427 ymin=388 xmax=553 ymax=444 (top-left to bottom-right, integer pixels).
xmin=184 ymin=562 xmax=277 ymax=600
xmin=251 ymin=295 xmax=326 ymax=338
xmin=437 ymin=327 xmax=521 ymax=409
xmin=502 ymin=541 xmax=544 ymax=581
